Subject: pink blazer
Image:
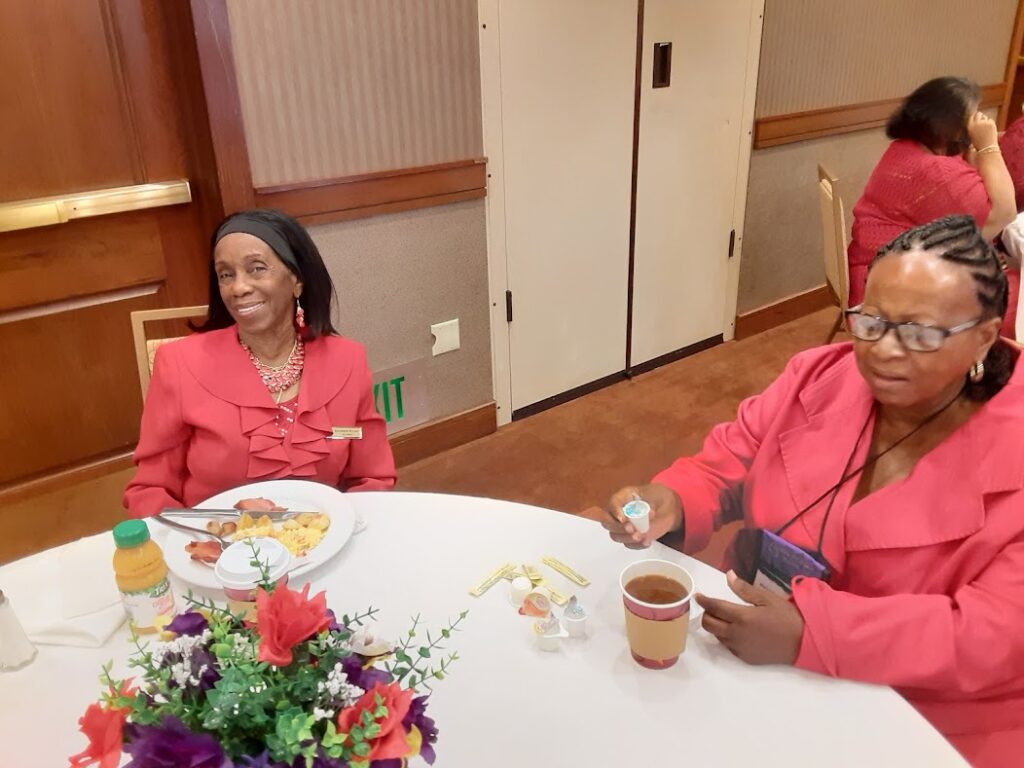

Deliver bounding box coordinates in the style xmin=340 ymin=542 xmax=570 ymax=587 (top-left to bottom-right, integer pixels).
xmin=124 ymin=328 xmax=396 ymax=518
xmin=654 ymin=344 xmax=1024 ymax=767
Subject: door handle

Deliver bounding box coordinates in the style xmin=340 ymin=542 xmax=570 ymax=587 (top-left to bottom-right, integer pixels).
xmin=653 ymin=42 xmax=672 ymax=88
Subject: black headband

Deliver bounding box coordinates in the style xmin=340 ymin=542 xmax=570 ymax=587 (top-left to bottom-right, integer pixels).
xmin=215 ymin=216 xmax=300 ymax=273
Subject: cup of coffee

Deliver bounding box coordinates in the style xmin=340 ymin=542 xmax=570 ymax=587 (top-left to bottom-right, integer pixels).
xmin=619 ymin=559 xmax=695 ymax=669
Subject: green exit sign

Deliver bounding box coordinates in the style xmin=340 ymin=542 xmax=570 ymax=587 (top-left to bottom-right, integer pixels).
xmin=372 ymin=359 xmax=429 ymax=435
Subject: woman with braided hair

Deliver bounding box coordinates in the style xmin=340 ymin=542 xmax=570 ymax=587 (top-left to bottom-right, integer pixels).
xmin=596 ymin=216 xmax=1024 ymax=765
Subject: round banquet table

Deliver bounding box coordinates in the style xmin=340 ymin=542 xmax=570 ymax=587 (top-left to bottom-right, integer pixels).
xmin=0 ymin=492 xmax=967 ymax=767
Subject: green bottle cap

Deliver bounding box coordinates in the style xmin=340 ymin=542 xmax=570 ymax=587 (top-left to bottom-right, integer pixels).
xmin=113 ymin=519 xmax=151 ymax=549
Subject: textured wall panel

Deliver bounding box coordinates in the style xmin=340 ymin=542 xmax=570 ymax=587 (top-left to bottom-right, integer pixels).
xmin=756 ymin=0 xmax=1016 ymax=118
xmin=309 ymin=199 xmax=492 ymax=422
xmin=226 ymin=0 xmax=484 ymax=186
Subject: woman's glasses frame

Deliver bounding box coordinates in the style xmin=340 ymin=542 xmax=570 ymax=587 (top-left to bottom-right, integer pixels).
xmin=844 ymin=305 xmax=982 ymax=352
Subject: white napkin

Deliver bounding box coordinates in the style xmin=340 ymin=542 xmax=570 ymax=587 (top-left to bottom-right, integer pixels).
xmin=0 ymin=533 xmax=126 ymax=647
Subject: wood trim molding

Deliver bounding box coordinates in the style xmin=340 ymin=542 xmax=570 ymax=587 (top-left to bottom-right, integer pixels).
xmin=391 ymin=402 xmax=497 ymax=467
xmin=1000 ymin=0 xmax=1024 ymax=128
xmin=189 ymin=0 xmax=255 ymax=213
xmin=754 ymin=83 xmax=1005 ymax=149
xmin=254 ymin=159 xmax=488 ymax=225
xmin=0 ymin=450 xmax=135 ymax=506
xmin=734 ymin=285 xmax=835 ymax=339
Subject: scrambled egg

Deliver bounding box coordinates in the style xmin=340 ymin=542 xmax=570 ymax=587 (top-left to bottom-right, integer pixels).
xmin=233 ymin=511 xmax=330 ymax=556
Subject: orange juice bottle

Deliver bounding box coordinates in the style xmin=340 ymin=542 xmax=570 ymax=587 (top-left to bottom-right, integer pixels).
xmin=112 ymin=520 xmax=176 ymax=634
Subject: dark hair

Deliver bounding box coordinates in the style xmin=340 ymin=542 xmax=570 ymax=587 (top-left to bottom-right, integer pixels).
xmin=193 ymin=209 xmax=337 ymax=338
xmin=873 ymin=214 xmax=1012 ymax=401
xmin=886 ymin=77 xmax=980 ymax=156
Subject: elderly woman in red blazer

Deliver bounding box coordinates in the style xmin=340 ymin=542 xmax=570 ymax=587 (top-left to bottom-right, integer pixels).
xmin=125 ymin=209 xmax=396 ymax=518
xmin=600 ymin=216 xmax=1024 ymax=767
xmin=848 ymin=77 xmax=1018 ymax=336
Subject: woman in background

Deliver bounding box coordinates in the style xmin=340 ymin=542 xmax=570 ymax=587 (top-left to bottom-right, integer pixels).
xmin=124 ymin=209 xmax=395 ymax=518
xmin=848 ymin=77 xmax=1018 ymax=335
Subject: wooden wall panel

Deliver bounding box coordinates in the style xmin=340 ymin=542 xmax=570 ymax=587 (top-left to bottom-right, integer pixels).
xmin=225 ymin=0 xmax=483 ymax=186
xmin=0 ymin=1 xmax=222 ymax=509
xmin=0 ymin=212 xmax=166 ymax=313
xmin=756 ymin=0 xmax=1016 ymax=118
xmin=0 ymin=294 xmax=160 ymax=486
xmin=0 ymin=0 xmax=142 ymax=201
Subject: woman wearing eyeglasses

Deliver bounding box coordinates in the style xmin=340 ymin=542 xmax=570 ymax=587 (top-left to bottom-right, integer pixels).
xmin=598 ymin=215 xmax=1023 ymax=767
xmin=847 ymin=77 xmax=1018 ymax=337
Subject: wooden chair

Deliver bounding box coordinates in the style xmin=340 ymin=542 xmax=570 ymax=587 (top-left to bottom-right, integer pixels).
xmin=130 ymin=305 xmax=208 ymax=398
xmin=817 ymin=164 xmax=850 ymax=343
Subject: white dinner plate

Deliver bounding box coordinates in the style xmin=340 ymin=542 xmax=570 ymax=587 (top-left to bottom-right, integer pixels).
xmin=153 ymin=479 xmax=355 ymax=590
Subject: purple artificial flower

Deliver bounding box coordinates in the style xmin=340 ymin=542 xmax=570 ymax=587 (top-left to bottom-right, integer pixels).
xmin=324 ymin=609 xmax=343 ymax=633
xmin=123 ymin=716 xmax=227 ymax=768
xmin=237 ymin=750 xmax=347 ymax=768
xmin=402 ymin=695 xmax=438 ymax=765
xmin=340 ymin=655 xmax=391 ymax=692
xmin=167 ymin=611 xmax=209 ymax=637
xmin=235 ymin=753 xmax=274 ymax=768
xmin=189 ymin=647 xmax=221 ymax=691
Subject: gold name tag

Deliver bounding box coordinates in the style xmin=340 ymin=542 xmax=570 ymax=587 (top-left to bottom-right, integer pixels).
xmin=330 ymin=427 xmax=363 ymax=440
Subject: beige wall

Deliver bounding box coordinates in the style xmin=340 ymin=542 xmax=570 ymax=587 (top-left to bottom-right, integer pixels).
xmin=222 ymin=1 xmax=491 ymax=426
xmin=226 ymin=0 xmax=483 ymax=186
xmin=739 ymin=0 xmax=1018 ymax=314
xmin=310 ymin=199 xmax=492 ymax=420
xmin=738 ymin=128 xmax=889 ymax=313
xmin=757 ymin=0 xmax=1015 ymax=117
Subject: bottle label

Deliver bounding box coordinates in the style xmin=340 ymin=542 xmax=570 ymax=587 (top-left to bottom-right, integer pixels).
xmin=120 ymin=578 xmax=176 ymax=629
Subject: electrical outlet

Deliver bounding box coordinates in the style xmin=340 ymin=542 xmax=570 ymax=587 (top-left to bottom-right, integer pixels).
xmin=431 ymin=318 xmax=460 ymax=356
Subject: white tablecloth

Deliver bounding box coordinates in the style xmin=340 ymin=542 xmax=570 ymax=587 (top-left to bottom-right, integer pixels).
xmin=0 ymin=492 xmax=966 ymax=766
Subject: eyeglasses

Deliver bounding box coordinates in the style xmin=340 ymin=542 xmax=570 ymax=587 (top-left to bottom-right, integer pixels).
xmin=844 ymin=306 xmax=982 ymax=352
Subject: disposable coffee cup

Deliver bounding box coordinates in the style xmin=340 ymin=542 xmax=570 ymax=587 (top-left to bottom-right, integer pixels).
xmin=619 ymin=559 xmax=695 ymax=669
xmin=214 ymin=538 xmax=291 ymax=602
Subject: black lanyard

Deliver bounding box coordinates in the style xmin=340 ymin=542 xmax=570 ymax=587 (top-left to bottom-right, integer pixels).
xmin=774 ymin=388 xmax=964 ymax=565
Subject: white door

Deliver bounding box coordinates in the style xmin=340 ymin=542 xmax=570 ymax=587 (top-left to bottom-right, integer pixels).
xmin=493 ymin=0 xmax=636 ymax=412
xmin=629 ymin=0 xmax=760 ymax=366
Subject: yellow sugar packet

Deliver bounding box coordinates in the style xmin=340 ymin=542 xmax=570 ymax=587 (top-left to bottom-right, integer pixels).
xmin=469 ymin=562 xmax=517 ymax=597
xmin=542 ymin=556 xmax=590 ymax=587
xmin=545 ymin=586 xmax=570 ymax=606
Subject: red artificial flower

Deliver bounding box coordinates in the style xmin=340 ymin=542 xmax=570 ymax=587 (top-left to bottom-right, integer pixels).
xmin=336 ymin=682 xmax=415 ymax=763
xmin=255 ymin=582 xmax=331 ymax=666
xmin=68 ymin=680 xmax=136 ymax=768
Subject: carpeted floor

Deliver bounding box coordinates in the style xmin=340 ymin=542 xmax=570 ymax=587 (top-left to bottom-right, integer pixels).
xmin=399 ymin=308 xmax=840 ymax=565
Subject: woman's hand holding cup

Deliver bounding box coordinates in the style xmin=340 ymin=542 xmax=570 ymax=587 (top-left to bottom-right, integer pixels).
xmin=599 ymin=483 xmax=683 ymax=549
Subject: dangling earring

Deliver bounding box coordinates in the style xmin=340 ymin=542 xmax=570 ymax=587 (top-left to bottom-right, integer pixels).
xmin=295 ymin=298 xmax=306 ymax=329
xmin=969 ymin=360 xmax=985 ymax=383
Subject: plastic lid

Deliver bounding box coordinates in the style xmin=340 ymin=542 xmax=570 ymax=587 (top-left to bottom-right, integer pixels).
xmin=113 ymin=519 xmax=151 ymax=549
xmin=214 ymin=538 xmax=291 ymax=590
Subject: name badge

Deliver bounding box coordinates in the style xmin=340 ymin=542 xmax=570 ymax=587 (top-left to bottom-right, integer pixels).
xmin=330 ymin=427 xmax=363 ymax=440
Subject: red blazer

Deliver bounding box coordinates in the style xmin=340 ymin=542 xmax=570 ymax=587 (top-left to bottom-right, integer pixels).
xmin=124 ymin=328 xmax=396 ymax=518
xmin=655 ymin=344 xmax=1024 ymax=768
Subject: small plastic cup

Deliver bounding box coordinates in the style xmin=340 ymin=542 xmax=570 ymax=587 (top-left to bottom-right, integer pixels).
xmin=509 ymin=576 xmax=532 ymax=607
xmin=214 ymin=538 xmax=291 ymax=602
xmin=622 ymin=499 xmax=651 ymax=534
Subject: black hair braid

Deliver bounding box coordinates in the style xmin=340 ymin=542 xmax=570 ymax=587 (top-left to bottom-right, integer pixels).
xmin=873 ymin=214 xmax=1013 ymax=401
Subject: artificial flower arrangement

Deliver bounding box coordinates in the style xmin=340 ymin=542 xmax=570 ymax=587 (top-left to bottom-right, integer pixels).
xmin=69 ymin=543 xmax=466 ymax=768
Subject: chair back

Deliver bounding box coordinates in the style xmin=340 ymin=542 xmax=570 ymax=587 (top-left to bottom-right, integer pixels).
xmin=130 ymin=305 xmax=208 ymax=398
xmin=817 ymin=164 xmax=850 ymax=309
